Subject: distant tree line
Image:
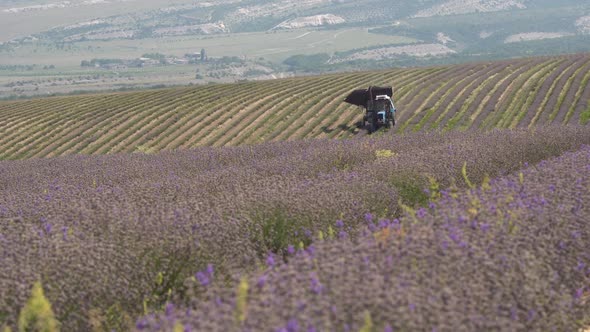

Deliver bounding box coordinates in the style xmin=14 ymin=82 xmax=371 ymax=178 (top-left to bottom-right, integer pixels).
xmin=141 ymin=53 xmax=167 ymax=60
xmin=0 ymin=64 xmax=39 ymax=71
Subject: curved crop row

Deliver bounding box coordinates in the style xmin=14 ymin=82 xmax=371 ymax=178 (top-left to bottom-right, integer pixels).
xmin=519 ymin=56 xmax=581 ymax=127
xmin=1 ymin=54 xmax=590 ymax=159
xmin=397 ymin=66 xmax=466 ymax=129
xmin=500 ymin=59 xmax=564 ymax=128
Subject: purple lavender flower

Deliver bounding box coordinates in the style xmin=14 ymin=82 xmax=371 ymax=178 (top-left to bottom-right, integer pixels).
xmin=510 ymin=307 xmax=518 ymax=321
xmin=136 ymin=318 xmax=149 ymax=330
xmin=480 ymin=223 xmax=490 ymax=232
xmin=286 ymin=318 xmax=299 ymax=332
xmin=165 ymin=303 xmax=174 ymax=317
xmin=257 ymin=275 xmax=267 ymax=289
xmin=296 ymin=301 xmax=306 ymax=312
xmin=488 ymin=204 xmax=497 ymax=214
xmin=449 ymin=230 xmax=460 ymax=244
xmin=368 ymin=223 xmax=377 ymax=232
xmin=364 ymin=213 xmax=373 ymax=223
xmin=310 ymin=274 xmax=322 ymax=294
xmin=386 ymin=255 xmax=393 ymax=267
xmin=416 ymin=208 xmax=427 ymax=219
xmin=195 ymin=272 xmax=210 ymax=286
xmin=335 ymin=220 xmax=344 ymax=228
xmin=527 ymin=309 xmax=536 ymax=321
xmin=384 ymin=324 xmax=393 ymax=332
xmin=266 ymin=253 xmax=276 ymax=268
xmin=574 ymin=287 xmax=585 ymax=300
xmin=195 ymin=263 xmax=215 ymax=287
xmin=287 ymin=245 xmax=295 ymax=255
xmin=44 ymin=223 xmax=52 ymax=234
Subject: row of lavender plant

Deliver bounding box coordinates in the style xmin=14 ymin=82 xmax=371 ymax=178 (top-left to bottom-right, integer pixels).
xmin=141 ymin=143 xmax=590 ymax=332
xmin=1 ymin=126 xmax=589 ymax=330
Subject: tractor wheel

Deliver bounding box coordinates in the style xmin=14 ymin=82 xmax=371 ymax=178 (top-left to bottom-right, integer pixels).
xmin=368 ymin=121 xmax=377 ymax=134
xmin=358 ymin=115 xmax=367 ymax=130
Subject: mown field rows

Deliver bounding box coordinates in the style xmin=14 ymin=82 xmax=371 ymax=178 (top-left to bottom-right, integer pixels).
xmin=1 ymin=54 xmax=590 ymax=159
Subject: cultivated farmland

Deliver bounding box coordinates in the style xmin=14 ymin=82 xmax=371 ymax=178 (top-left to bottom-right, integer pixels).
xmin=2 ymin=53 xmax=590 ymax=160
xmin=1 ymin=127 xmax=590 ymax=331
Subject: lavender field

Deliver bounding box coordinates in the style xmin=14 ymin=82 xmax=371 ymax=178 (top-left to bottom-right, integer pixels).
xmin=3 ymin=54 xmax=590 ymax=160
xmin=1 ymin=126 xmax=590 ymax=331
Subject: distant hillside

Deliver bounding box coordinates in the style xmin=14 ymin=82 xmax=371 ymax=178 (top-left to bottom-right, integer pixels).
xmin=2 ymin=0 xmax=590 ymax=66
xmin=1 ymin=53 xmax=590 ymax=160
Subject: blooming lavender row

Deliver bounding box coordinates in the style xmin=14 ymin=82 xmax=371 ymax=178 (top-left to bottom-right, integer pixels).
xmin=0 ymin=126 xmax=589 ymax=330
xmin=141 ymin=144 xmax=590 ymax=332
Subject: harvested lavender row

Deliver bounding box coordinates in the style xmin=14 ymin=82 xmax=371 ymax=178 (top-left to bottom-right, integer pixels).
xmin=1 ymin=127 xmax=590 ymax=330
xmin=142 ymin=145 xmax=590 ymax=332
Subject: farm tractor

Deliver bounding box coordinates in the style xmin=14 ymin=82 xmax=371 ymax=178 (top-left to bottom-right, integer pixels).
xmin=344 ymin=86 xmax=397 ymax=134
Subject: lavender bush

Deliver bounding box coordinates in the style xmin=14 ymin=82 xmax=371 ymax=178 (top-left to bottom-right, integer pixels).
xmin=141 ymin=144 xmax=590 ymax=332
xmin=0 ymin=126 xmax=589 ymax=330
